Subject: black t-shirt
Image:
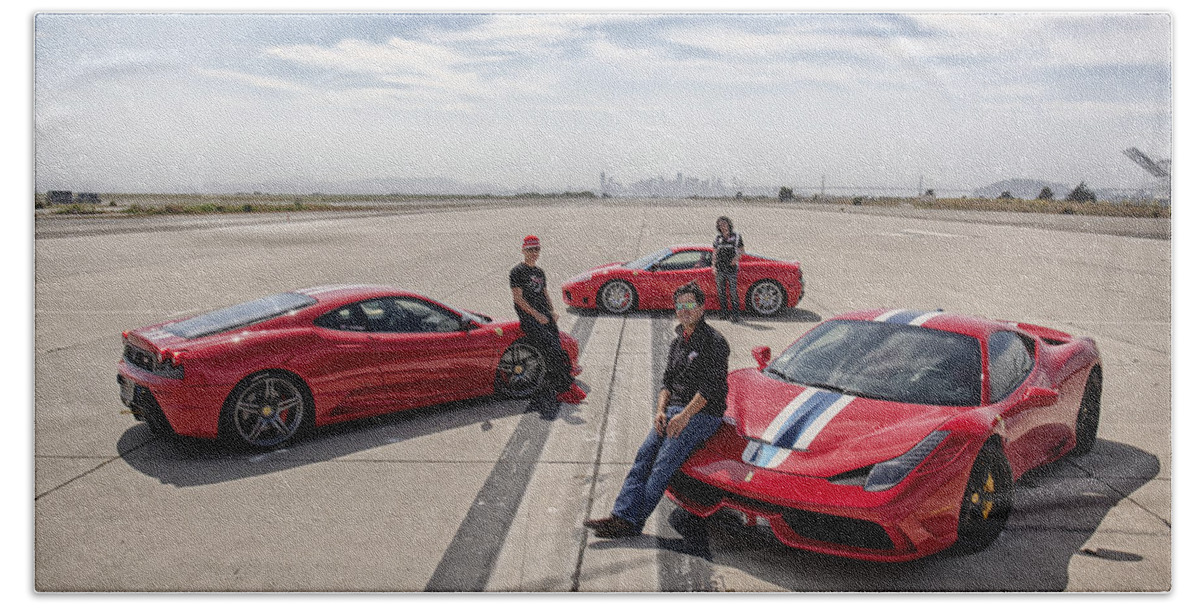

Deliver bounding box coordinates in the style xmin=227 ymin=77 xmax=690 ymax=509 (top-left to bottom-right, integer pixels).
xmin=510 ymin=263 xmax=551 ymax=323
xmin=713 ymin=232 xmax=744 ymax=272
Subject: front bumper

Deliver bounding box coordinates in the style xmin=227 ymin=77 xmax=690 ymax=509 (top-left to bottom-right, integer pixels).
xmin=561 ymin=283 xmax=598 ymax=309
xmin=666 ymin=429 xmax=974 ymax=562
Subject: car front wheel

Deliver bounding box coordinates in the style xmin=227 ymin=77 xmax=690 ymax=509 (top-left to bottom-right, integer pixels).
xmin=953 ymin=442 xmax=1013 ymax=553
xmin=222 ymin=371 xmax=310 ymax=450
xmin=598 ymin=280 xmax=636 ymax=314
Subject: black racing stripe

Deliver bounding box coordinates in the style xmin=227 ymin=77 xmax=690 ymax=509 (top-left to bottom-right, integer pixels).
xmin=424 ymin=315 xmax=595 ymax=592
xmin=652 ymin=316 xmax=716 ymax=591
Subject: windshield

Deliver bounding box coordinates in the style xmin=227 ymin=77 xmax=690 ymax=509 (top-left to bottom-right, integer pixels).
xmin=164 ymin=292 xmax=318 ymax=339
xmin=765 ymin=320 xmax=982 ymax=407
xmin=624 ymin=248 xmax=672 ymax=270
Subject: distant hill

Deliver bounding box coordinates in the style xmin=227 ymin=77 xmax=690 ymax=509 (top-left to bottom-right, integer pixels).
xmin=972 ymin=179 xmax=1072 ymax=200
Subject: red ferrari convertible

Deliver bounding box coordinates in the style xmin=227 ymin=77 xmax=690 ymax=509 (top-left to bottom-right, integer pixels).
xmin=117 ymin=285 xmax=580 ymax=449
xmin=561 ymin=245 xmax=804 ymax=316
xmin=666 ymin=308 xmax=1102 ymax=561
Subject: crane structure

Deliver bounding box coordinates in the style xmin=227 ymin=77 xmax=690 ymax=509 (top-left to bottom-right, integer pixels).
xmin=1123 ymin=147 xmax=1171 ymax=203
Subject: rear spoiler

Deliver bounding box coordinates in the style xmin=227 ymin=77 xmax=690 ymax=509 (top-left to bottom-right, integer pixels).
xmin=1013 ymin=322 xmax=1075 ymax=345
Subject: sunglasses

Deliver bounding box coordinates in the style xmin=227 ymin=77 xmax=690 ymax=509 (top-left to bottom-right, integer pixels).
xmin=525 ymin=247 xmax=541 ymax=252
xmin=674 ymin=301 xmax=701 ymax=311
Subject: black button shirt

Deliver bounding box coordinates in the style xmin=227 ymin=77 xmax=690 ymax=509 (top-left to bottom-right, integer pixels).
xmin=662 ymin=319 xmax=730 ymax=417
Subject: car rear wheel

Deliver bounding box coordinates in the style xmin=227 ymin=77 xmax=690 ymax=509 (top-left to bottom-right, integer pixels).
xmin=953 ymin=442 xmax=1013 ymax=554
xmin=495 ymin=339 xmax=547 ymax=399
xmin=221 ymin=371 xmax=310 ymax=450
xmin=598 ymin=280 xmax=637 ymax=314
xmin=1069 ymin=367 xmax=1103 ymax=456
xmin=746 ymin=280 xmax=785 ymax=316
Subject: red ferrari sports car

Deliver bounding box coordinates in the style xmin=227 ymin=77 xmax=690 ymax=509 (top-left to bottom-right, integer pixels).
xmin=666 ymin=308 xmax=1102 ymax=561
xmin=117 ymin=285 xmax=580 ymax=449
xmin=561 ymin=245 xmax=804 ymax=316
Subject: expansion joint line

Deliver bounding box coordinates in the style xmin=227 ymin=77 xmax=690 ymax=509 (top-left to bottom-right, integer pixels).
xmin=570 ymin=199 xmax=651 ymax=591
xmin=569 ymin=313 xmax=628 ymax=592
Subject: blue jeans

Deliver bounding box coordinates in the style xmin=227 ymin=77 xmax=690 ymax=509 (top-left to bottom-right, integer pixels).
xmin=611 ymin=405 xmax=723 ymax=530
xmin=716 ymin=270 xmax=738 ymax=314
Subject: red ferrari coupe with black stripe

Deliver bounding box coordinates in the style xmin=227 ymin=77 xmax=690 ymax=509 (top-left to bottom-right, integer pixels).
xmin=666 ymin=308 xmax=1102 ymax=561
xmin=118 ymin=285 xmax=580 ymax=449
xmin=561 ymin=245 xmax=804 ymax=316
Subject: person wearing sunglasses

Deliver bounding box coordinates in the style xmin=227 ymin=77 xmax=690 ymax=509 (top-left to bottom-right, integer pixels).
xmin=510 ymin=235 xmax=577 ymax=418
xmin=584 ymin=281 xmax=729 ymax=538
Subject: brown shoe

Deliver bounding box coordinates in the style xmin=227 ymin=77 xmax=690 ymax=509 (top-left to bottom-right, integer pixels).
xmin=584 ymin=515 xmax=617 ymax=530
xmin=594 ymin=517 xmax=641 ymax=539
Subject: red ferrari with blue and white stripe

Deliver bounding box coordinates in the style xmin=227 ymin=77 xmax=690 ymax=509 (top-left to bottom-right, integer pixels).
xmin=666 ymin=308 xmax=1102 ymax=561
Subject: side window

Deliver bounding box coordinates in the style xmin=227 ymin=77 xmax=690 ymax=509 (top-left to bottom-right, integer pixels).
xmin=315 ymin=303 xmax=369 ymax=332
xmin=391 ymin=298 xmax=462 ymax=333
xmin=988 ymin=331 xmax=1035 ymax=402
xmin=359 ymin=299 xmax=390 ymax=332
xmin=656 ymin=250 xmax=707 ymax=271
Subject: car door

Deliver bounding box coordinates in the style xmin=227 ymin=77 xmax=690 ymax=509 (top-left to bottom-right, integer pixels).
xmin=989 ymin=331 xmax=1064 ymax=474
xmin=370 ymin=297 xmax=498 ymax=408
xmin=304 ymin=302 xmax=390 ymax=412
xmin=646 ymin=249 xmax=717 ymax=309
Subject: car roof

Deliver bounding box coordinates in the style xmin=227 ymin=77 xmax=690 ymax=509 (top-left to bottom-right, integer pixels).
xmin=294 ymin=284 xmax=421 ymax=307
xmin=831 ymin=308 xmax=1015 ymax=340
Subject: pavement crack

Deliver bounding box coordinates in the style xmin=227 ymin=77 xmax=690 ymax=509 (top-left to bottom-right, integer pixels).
xmin=35 ymin=436 xmax=159 ymax=500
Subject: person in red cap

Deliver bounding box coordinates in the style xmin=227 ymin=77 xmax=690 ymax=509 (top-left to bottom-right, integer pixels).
xmin=510 ymin=235 xmax=578 ymax=418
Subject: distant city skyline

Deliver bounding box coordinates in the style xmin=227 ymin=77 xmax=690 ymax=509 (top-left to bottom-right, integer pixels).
xmin=35 ymin=12 xmax=1171 ymax=196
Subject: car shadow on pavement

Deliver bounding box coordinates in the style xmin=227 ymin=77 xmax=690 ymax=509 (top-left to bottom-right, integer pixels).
xmin=567 ymin=307 xmax=821 ymax=325
xmin=652 ymin=439 xmax=1162 ymax=591
xmin=115 ymin=395 xmax=537 ymax=487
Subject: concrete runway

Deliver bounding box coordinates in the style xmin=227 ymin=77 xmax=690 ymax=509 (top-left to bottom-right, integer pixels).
xmin=33 ymin=199 xmax=1171 ymax=591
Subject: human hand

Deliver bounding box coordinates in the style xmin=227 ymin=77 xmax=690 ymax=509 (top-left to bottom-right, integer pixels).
xmin=666 ymin=412 xmax=691 ymax=438
xmin=654 ymin=411 xmax=669 ymax=436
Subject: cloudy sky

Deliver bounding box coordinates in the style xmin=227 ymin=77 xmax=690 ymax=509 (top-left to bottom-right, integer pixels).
xmin=34 ymin=10 xmax=1172 ymax=194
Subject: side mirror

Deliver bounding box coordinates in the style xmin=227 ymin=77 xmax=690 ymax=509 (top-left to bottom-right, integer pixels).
xmin=1020 ymin=385 xmax=1059 ymax=409
xmin=752 ymin=346 xmax=772 ymax=371
xmin=460 ymin=317 xmax=480 ymax=332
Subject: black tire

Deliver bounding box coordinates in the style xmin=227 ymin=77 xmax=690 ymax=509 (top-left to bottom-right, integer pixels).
xmin=1069 ymin=367 xmax=1103 ymax=456
xmin=220 ymin=371 xmax=311 ymax=450
xmin=598 ymin=280 xmax=637 ymax=314
xmin=954 ymin=441 xmax=1013 ymax=554
xmin=746 ymin=280 xmax=786 ymax=316
xmin=495 ymin=339 xmax=547 ymax=399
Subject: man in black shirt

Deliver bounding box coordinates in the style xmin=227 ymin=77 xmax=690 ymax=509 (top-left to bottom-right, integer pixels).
xmin=584 ymin=281 xmax=729 ymax=538
xmin=712 ymin=215 xmax=745 ymax=322
xmin=510 ymin=235 xmax=574 ymax=418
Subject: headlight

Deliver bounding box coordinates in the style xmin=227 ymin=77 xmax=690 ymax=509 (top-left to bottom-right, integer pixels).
xmin=862 ymin=431 xmax=948 ymax=492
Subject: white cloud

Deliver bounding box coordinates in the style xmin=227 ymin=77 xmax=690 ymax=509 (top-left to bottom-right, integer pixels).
xmin=196 ymin=67 xmax=311 ymax=93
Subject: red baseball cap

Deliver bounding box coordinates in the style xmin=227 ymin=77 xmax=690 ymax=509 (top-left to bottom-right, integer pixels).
xmin=522 ymin=235 xmax=541 ymax=249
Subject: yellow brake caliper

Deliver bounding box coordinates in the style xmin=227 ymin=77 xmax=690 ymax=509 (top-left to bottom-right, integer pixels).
xmin=969 ymin=472 xmax=996 ymax=519
xmin=980 ymin=473 xmax=996 ymax=519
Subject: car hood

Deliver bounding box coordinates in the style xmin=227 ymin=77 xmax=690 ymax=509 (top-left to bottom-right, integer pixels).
xmin=726 ymin=368 xmax=964 ymax=477
xmin=566 ymin=262 xmax=627 ymax=283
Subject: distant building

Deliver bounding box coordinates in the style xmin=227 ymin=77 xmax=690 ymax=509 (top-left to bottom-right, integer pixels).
xmin=47 ymin=190 xmax=72 ymax=205
xmin=76 ymin=192 xmax=101 ymax=204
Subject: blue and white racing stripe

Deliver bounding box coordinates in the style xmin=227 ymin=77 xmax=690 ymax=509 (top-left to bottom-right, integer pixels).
xmin=758 ymin=387 xmax=856 ymax=451
xmin=742 ymin=440 xmax=792 ymax=468
xmin=874 ymin=309 xmax=943 ymax=326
